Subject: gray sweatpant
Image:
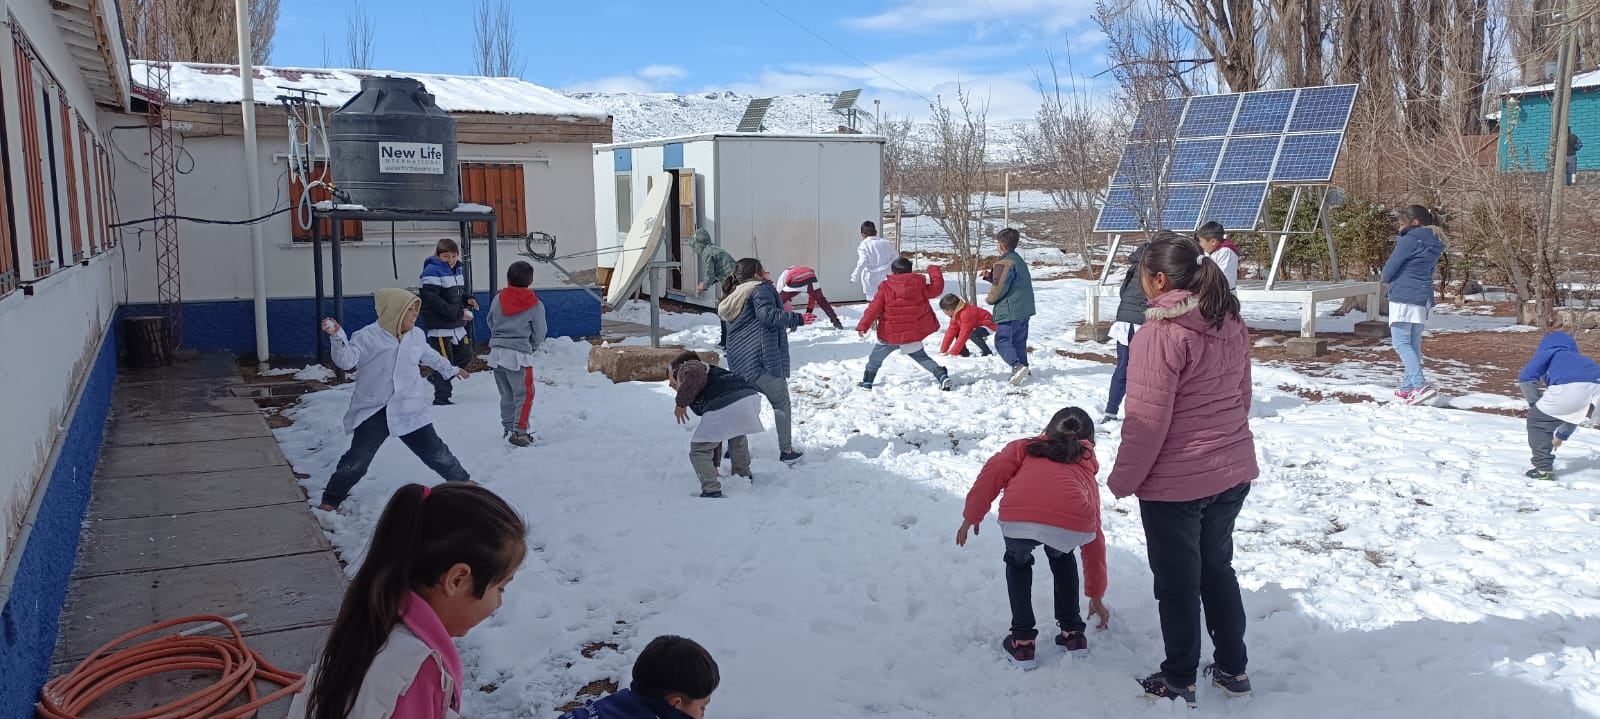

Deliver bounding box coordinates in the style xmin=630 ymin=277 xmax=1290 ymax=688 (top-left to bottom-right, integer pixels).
xmin=751 ymin=373 xmax=794 ymax=453
xmin=493 ymin=365 xmax=535 ymax=432
xmin=690 ymin=436 xmax=750 ymax=493
xmin=1522 ymin=380 xmax=1577 ymax=472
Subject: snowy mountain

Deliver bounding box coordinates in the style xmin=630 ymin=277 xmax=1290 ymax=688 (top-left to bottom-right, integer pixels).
xmin=568 ymin=90 xmax=1031 ymax=162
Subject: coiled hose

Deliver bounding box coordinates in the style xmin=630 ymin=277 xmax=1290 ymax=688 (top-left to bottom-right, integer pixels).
xmin=37 ymin=615 xmax=305 ymax=719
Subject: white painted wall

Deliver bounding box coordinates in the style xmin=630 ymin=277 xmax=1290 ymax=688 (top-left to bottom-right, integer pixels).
xmin=0 ymin=243 xmax=119 ymax=568
xmin=108 ymin=128 xmax=600 ymax=301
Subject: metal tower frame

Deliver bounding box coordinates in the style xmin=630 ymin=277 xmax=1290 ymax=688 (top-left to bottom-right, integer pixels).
xmin=146 ymin=12 xmax=180 ymax=349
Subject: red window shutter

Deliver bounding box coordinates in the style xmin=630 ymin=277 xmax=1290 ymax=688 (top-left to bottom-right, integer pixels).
xmin=14 ymin=41 xmax=50 ymax=277
xmin=60 ymin=101 xmax=83 ymax=264
xmin=290 ymin=163 xmax=364 ymax=241
xmin=0 ymin=43 xmax=15 ymax=295
xmin=459 ymin=162 xmax=525 ymax=237
xmin=78 ymin=121 xmax=93 ymax=256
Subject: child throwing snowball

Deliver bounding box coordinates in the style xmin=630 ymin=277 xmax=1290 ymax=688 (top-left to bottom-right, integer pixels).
xmin=318 ymin=288 xmax=471 ymax=511
xmin=957 ymin=407 xmax=1111 ymax=670
xmin=669 ymin=351 xmax=763 ymax=498
xmin=1518 ymin=330 xmax=1600 ymax=480
xmin=855 ymin=258 xmax=952 ymax=390
xmin=558 ymin=635 xmax=721 ymax=719
xmin=286 ymin=483 xmax=527 ymax=719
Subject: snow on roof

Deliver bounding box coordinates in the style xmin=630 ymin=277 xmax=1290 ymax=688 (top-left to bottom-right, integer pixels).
xmin=130 ymin=61 xmax=609 ymax=119
xmin=597 ymin=131 xmax=887 ymax=150
xmin=1505 ymin=67 xmax=1600 ymax=97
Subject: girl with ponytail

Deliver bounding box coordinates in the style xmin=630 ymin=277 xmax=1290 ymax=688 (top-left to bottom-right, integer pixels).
xmin=287 ymin=483 xmax=528 ymax=719
xmin=957 ymin=406 xmax=1111 ymax=670
xmin=1106 ymin=232 xmax=1257 ymax=706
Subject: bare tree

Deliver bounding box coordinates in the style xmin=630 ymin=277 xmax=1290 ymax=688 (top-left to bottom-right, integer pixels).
xmin=345 ymin=0 xmax=375 ymax=70
xmin=473 ymin=0 xmax=527 ymax=77
xmin=321 ymin=33 xmax=333 ymax=68
xmin=910 ymin=89 xmax=992 ymax=304
xmin=878 ymin=116 xmax=915 ymax=249
xmin=1021 ymin=48 xmax=1118 ymax=269
xmin=1162 ymin=0 xmax=1264 ymax=91
xmin=121 ymin=0 xmax=278 ymax=63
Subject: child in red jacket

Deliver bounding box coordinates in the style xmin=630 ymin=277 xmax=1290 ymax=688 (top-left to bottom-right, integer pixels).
xmin=937 ymin=294 xmax=997 ymax=357
xmin=958 ymin=406 xmax=1111 ymax=670
xmin=855 ymin=258 xmax=952 ymax=390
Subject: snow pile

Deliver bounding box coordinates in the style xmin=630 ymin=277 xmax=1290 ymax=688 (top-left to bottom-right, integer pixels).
xmin=293 ymin=364 xmax=337 ymax=383
xmin=275 ymin=276 xmax=1600 ymax=718
xmin=136 ymin=62 xmax=609 ymax=119
xmin=571 ymin=90 xmax=1030 ymax=162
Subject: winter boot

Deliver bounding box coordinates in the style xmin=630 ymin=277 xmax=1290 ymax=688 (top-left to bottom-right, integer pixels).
xmin=1001 ymin=635 xmax=1038 ymax=670
xmin=508 ymin=430 xmax=533 ymax=448
xmin=1056 ymin=630 xmax=1089 ymax=656
xmin=1526 ymin=468 xmax=1555 ymax=481
xmin=937 ymin=373 xmax=954 ymax=391
xmin=859 ymin=369 xmax=877 ymax=389
xmin=1204 ymin=664 xmax=1252 ymax=697
xmin=1138 ymin=672 xmax=1197 ymax=707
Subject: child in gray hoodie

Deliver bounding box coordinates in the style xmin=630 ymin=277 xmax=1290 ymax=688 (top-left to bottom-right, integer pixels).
xmin=488 ymin=261 xmax=548 ymax=446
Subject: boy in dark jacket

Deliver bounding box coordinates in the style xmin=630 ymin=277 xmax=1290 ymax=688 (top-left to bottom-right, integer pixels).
xmin=938 ymin=293 xmax=997 ymax=357
xmin=558 ymin=635 xmax=720 ymax=719
xmin=419 ymin=238 xmax=477 ymax=405
xmin=1104 ymin=242 xmax=1147 ymax=422
xmin=669 ymin=351 xmax=763 ymax=498
xmin=1518 ymin=331 xmax=1600 ymax=480
xmin=856 ymin=258 xmax=951 ymax=390
xmin=983 ymin=228 xmax=1037 ymax=386
xmin=488 ymin=261 xmax=547 ymax=447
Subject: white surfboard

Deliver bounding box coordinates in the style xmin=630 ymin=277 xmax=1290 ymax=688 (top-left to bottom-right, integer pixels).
xmin=604 ymin=174 xmax=674 ymax=308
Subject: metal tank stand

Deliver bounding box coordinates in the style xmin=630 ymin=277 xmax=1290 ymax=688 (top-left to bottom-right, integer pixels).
xmin=310 ymin=206 xmax=498 ymax=365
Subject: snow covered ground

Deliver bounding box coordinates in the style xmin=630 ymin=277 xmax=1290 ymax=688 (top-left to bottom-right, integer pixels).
xmin=275 ymin=276 xmax=1600 ymax=718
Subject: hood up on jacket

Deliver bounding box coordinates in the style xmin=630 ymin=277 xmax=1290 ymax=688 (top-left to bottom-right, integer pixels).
xmin=498 ymin=286 xmax=541 ymax=315
xmin=375 ymin=287 xmax=422 ymax=338
xmin=718 ymin=279 xmax=764 ymax=321
xmin=690 ymin=228 xmax=712 ymax=254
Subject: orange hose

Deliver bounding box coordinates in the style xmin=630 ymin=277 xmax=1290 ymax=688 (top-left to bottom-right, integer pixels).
xmin=38 ymin=615 xmax=305 ymax=719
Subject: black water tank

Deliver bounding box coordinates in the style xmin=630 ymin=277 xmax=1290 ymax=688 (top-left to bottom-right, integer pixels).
xmin=329 ymin=76 xmax=460 ymax=211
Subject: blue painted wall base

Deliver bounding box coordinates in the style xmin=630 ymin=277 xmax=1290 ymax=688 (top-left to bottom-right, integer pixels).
xmin=123 ymin=288 xmax=602 ymax=357
xmin=0 ymin=321 xmax=117 ymax=719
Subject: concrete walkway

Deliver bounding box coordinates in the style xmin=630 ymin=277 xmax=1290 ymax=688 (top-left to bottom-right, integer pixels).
xmin=51 ymin=352 xmax=343 ymax=715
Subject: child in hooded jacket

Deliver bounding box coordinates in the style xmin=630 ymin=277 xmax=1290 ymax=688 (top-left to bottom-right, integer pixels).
xmin=419 ymin=239 xmax=478 ymax=405
xmin=855 ymin=258 xmax=951 ymax=390
xmin=669 ymin=351 xmax=763 ymax=498
xmin=958 ymin=407 xmax=1111 ymax=670
xmin=1518 ymin=331 xmax=1600 ymax=480
xmin=558 ymin=636 xmax=721 ymax=719
xmin=286 ymin=483 xmax=526 ymax=719
xmin=318 ymin=289 xmax=471 ymax=511
xmin=488 ymin=261 xmax=547 ymax=448
xmin=938 ymin=294 xmax=997 ymax=358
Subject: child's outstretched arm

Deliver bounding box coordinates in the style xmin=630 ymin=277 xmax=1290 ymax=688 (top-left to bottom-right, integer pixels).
xmin=1081 ymin=527 xmax=1110 ymax=629
xmin=419 ymin=337 xmax=468 ymax=379
xmin=324 ymin=319 xmax=361 ymax=371
xmin=923 ymin=265 xmax=945 ymax=299
xmin=959 ymin=441 xmax=1025 ymax=544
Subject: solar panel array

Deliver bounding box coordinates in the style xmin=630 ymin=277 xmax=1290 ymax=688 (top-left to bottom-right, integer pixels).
xmin=1093 ymin=84 xmax=1357 ymax=234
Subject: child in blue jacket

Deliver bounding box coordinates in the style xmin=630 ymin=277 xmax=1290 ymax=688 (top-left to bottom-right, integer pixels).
xmin=1518 ymin=331 xmax=1600 ymax=480
xmin=558 ymin=636 xmax=719 ymax=719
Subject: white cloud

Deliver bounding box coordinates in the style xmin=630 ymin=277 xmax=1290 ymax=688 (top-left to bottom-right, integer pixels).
xmin=638 ymin=65 xmax=687 ymax=81
xmin=847 ymin=0 xmax=1098 ymax=33
xmin=566 ymin=65 xmax=688 ymax=94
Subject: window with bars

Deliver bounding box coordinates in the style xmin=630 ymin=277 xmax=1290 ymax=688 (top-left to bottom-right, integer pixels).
xmin=77 ymin=120 xmax=94 ymax=258
xmin=59 ymin=100 xmax=83 ymax=264
xmin=289 ymin=163 xmax=363 ymax=241
xmin=459 ymin=162 xmax=525 ymax=237
xmin=0 ymin=40 xmax=15 ymax=296
xmin=13 ymin=39 xmax=51 ymax=278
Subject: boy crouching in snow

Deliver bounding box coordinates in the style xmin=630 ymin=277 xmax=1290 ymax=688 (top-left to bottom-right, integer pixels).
xmin=559 ymin=635 xmax=720 ymax=719
xmin=489 ymin=261 xmax=548 ymax=447
xmin=1519 ymin=330 xmax=1600 ymax=480
xmin=669 ymin=351 xmax=763 ymax=498
xmin=318 ymin=288 xmax=471 ymax=511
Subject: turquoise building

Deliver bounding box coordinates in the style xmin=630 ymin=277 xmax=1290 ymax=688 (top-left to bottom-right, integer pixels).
xmin=1498 ymin=71 xmax=1600 ymax=172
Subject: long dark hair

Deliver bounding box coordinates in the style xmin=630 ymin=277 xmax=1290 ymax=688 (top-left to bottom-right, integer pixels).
xmin=721 ymin=258 xmax=765 ymax=295
xmin=1142 ymin=232 xmax=1240 ymax=330
xmin=1025 ymin=407 xmax=1094 ymax=463
xmin=308 ymin=484 xmax=527 ymax=719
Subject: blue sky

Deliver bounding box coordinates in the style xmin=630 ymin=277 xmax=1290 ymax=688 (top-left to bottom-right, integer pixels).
xmin=270 ymin=0 xmax=1110 ymax=120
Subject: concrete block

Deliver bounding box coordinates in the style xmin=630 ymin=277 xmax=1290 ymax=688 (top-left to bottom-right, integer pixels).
xmin=90 ymin=466 xmax=306 ymax=519
xmin=54 ymin=551 xmax=346 ymax=663
xmin=1353 ymin=320 xmax=1388 ymax=339
xmin=106 ymin=413 xmax=272 ymax=447
xmin=48 ymin=624 xmax=327 ymax=719
xmin=76 ymin=503 xmax=329 ymax=576
xmin=1285 ymin=337 xmax=1329 ymax=357
xmin=588 ymin=345 xmax=720 ymax=383
xmin=1074 ymin=323 xmax=1111 ymax=343
xmin=99 ymin=436 xmax=287 ymax=478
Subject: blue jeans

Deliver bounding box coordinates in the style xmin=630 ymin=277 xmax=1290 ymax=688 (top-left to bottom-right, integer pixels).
xmin=1390 ymin=321 xmax=1426 ymax=391
xmin=1106 ymin=335 xmax=1134 ymax=416
xmin=864 ymin=342 xmax=946 ymax=380
xmin=996 ymin=319 xmax=1030 ymax=369
xmin=322 ymin=408 xmax=470 ymax=508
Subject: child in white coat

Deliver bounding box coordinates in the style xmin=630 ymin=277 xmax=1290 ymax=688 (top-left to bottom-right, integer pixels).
xmin=318 ymin=288 xmax=472 ymax=511
xmin=850 ymin=220 xmax=898 ymax=300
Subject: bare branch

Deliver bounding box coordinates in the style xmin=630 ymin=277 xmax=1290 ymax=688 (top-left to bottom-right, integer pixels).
xmin=473 ymin=0 xmax=525 ymax=77
xmin=345 ymin=0 xmax=375 ymax=70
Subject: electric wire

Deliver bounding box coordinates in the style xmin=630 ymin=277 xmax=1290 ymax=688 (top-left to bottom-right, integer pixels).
xmin=753 ymin=0 xmax=934 ymax=105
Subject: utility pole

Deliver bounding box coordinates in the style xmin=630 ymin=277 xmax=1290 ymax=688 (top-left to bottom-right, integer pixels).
xmin=238 ymin=0 xmax=270 ymax=367
xmin=1543 ymin=0 xmax=1578 ymax=325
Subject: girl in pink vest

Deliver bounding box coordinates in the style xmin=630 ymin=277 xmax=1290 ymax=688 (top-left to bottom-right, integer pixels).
xmin=1107 ymin=232 xmax=1256 ymax=707
xmin=287 ymin=484 xmax=527 ymax=719
xmin=957 ymin=407 xmax=1112 ymax=670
